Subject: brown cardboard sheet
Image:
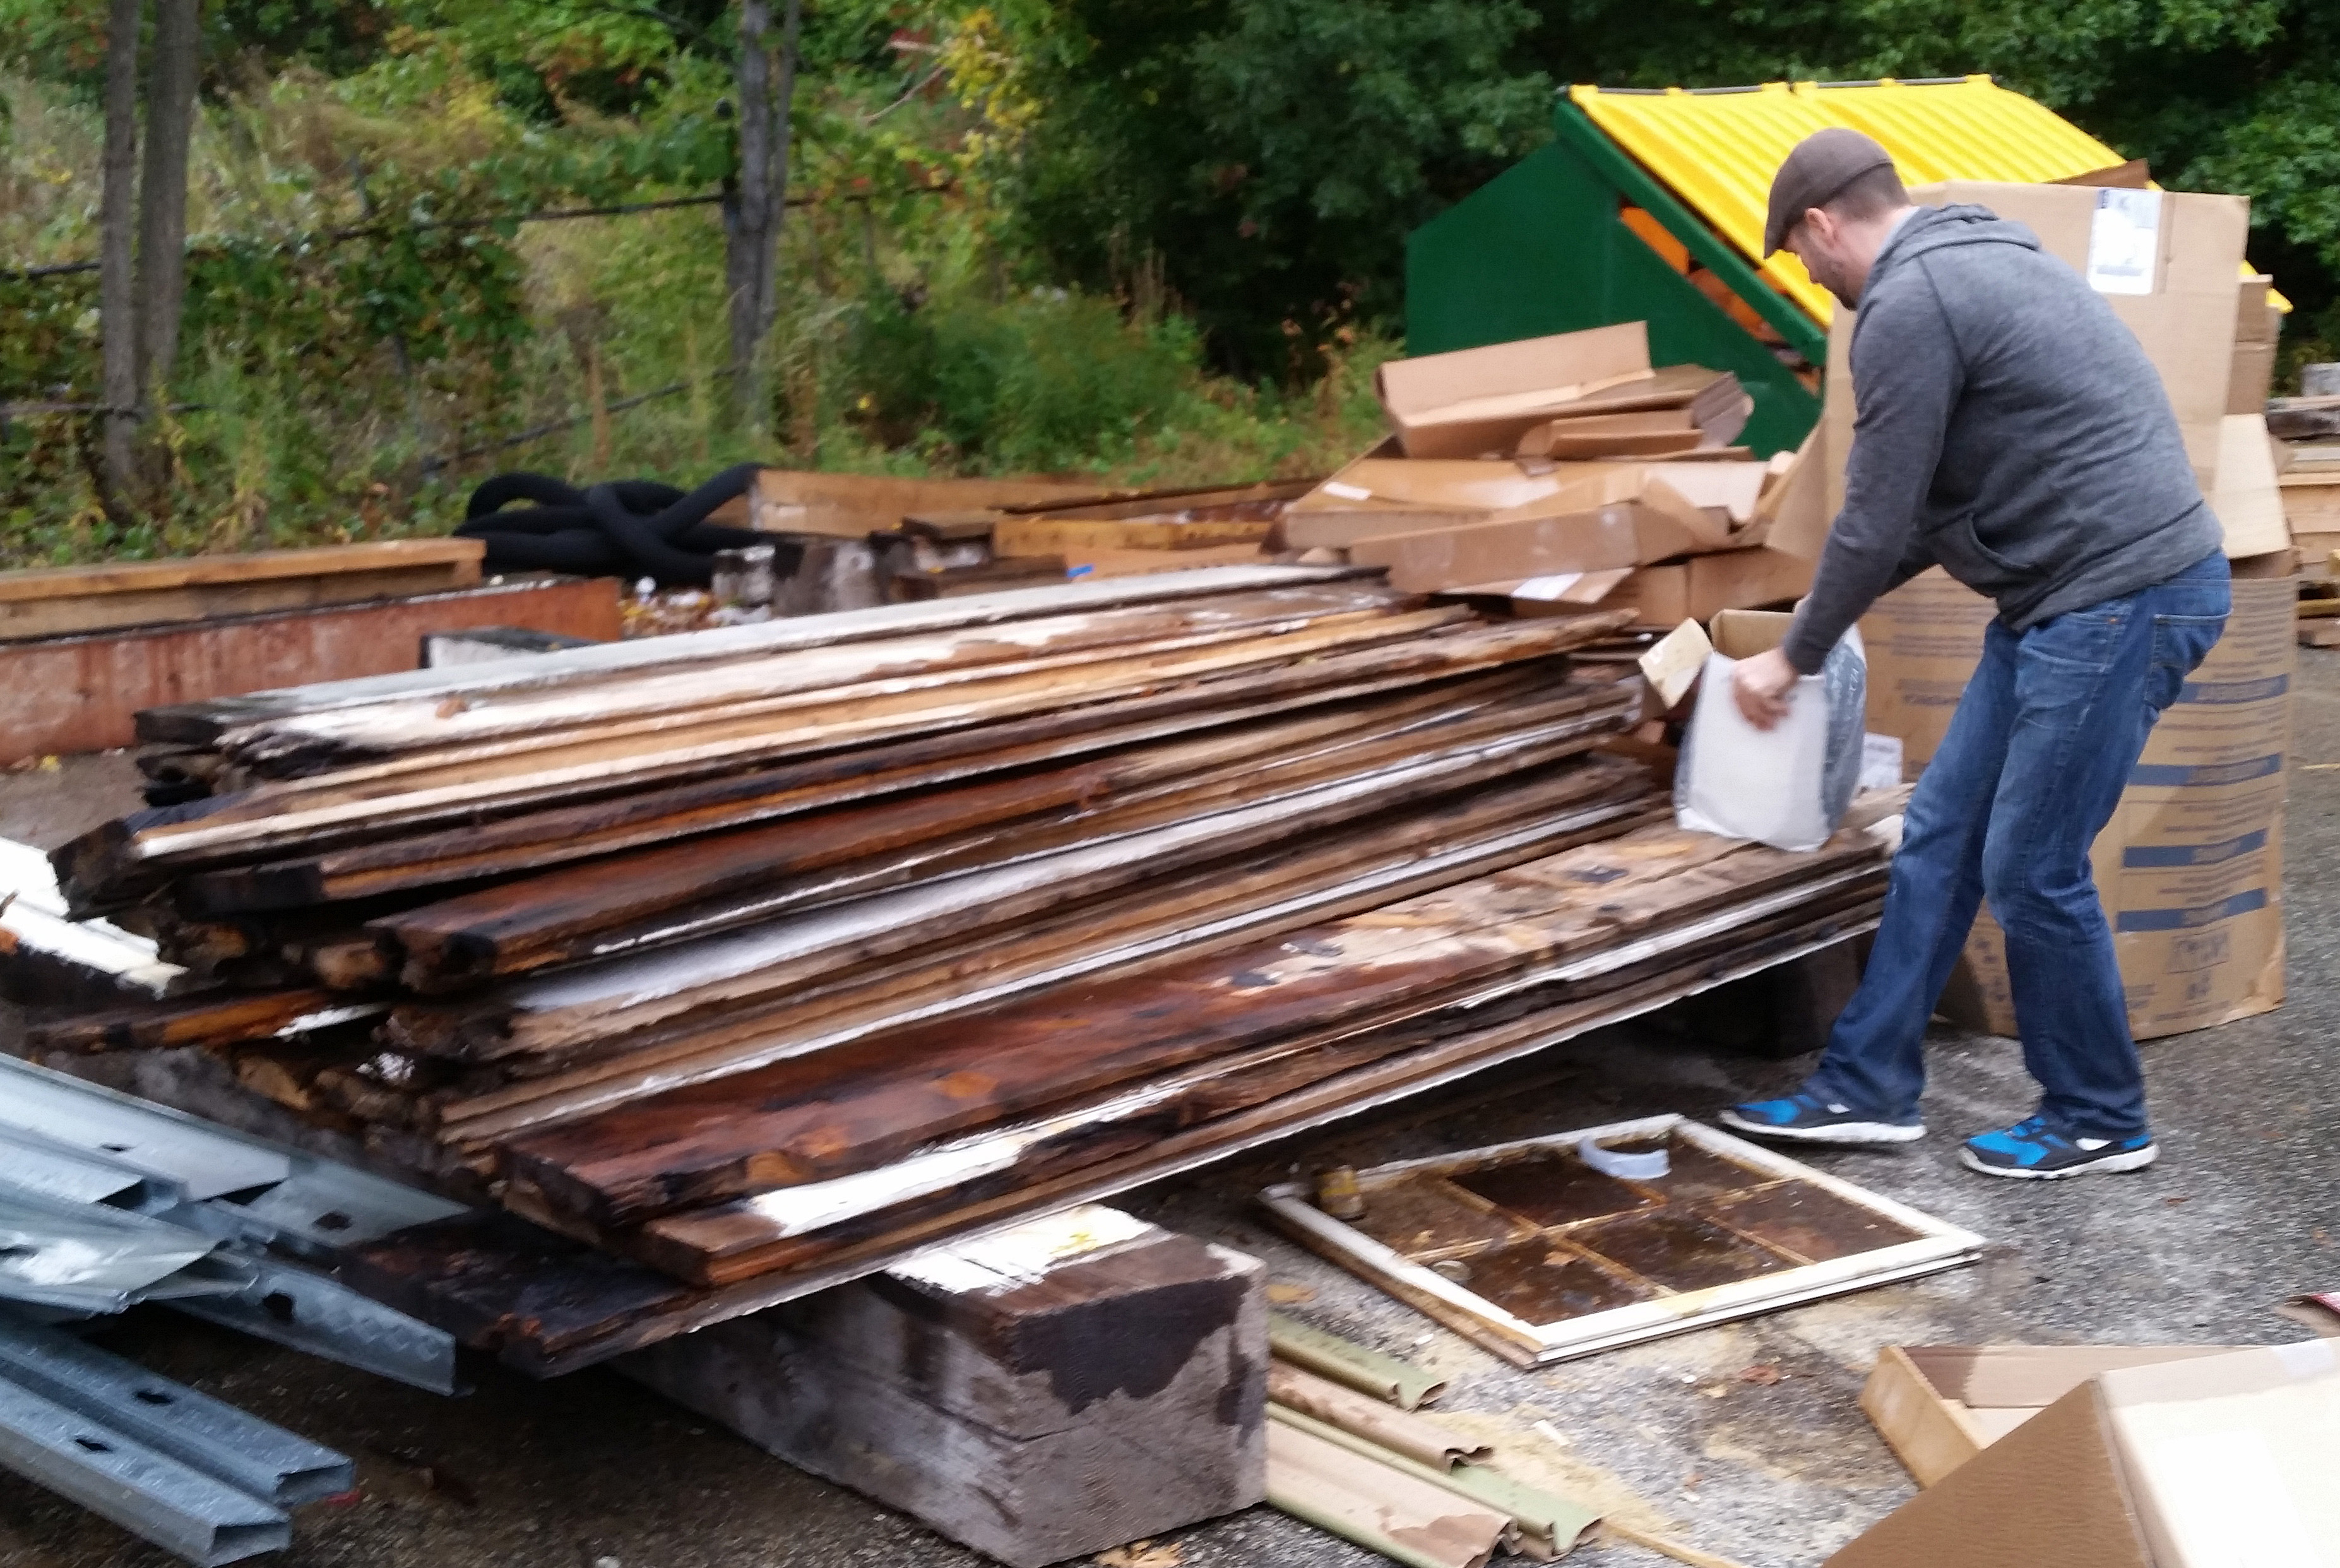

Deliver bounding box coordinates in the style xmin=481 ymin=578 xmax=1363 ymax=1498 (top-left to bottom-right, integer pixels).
xmin=1860 ymin=1345 xmax=2251 ymax=1488
xmin=1837 ymin=1343 xmax=2340 ymax=1568
xmin=2211 ymin=413 xmax=2292 ymax=557
xmin=1375 ymin=323 xmax=1654 ymax=458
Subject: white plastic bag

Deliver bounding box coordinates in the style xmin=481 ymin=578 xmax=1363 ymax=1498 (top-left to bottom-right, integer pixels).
xmin=1674 ymin=627 xmax=1866 ymax=852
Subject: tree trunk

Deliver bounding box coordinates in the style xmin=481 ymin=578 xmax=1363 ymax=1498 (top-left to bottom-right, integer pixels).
xmin=725 ymin=0 xmax=775 ymax=428
xmin=758 ymin=0 xmax=802 ymax=345
xmin=97 ymin=0 xmax=143 ymax=508
xmin=133 ymin=0 xmax=200 ymax=481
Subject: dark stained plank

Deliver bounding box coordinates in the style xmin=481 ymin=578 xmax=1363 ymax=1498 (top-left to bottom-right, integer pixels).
xmin=502 ymin=824 xmax=1880 ymax=1227
xmin=24 ymin=986 xmax=352 ymax=1053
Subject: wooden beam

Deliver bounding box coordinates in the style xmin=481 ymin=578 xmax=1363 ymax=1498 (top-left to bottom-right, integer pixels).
xmin=0 ymin=540 xmax=484 ymax=641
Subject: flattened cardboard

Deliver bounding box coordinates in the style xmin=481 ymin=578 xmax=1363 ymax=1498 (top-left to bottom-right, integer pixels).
xmin=2236 ymin=275 xmax=2279 ymax=343
xmin=1516 ymin=379 xmax=1754 ymax=460
xmin=2229 ymin=342 xmax=2276 ymax=416
xmin=1860 ymin=1345 xmax=2252 ymax=1488
xmin=1864 ymin=574 xmax=2291 ymax=1040
xmin=1757 ymin=429 xmax=1831 ymax=561
xmin=1827 ymin=1382 xmax=2157 ymax=1568
xmin=2209 ymin=414 xmax=2292 ymax=557
xmin=1375 ymin=323 xmax=1653 ymax=458
xmin=1638 ymin=619 xmax=1713 ymax=710
xmin=1350 ymin=506 xmax=1647 ymax=591
xmin=2098 ymin=1342 xmax=2340 ymax=1568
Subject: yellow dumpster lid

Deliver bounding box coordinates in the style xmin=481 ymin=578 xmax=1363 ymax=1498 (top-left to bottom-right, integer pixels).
xmin=1570 ymin=76 xmax=2283 ymax=325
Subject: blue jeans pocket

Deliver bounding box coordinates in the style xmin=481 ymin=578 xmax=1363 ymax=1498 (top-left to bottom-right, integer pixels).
xmin=2028 ymin=595 xmax=2135 ymax=674
xmin=2146 ymin=611 xmax=2226 ymax=714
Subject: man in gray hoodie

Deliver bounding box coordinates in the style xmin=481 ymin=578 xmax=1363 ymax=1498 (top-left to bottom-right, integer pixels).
xmin=1718 ymin=128 xmax=2230 ymax=1179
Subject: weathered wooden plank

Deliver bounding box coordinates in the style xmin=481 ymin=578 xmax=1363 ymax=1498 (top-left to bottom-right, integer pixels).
xmin=417 ymin=768 xmax=1662 ymax=1146
xmin=215 ymin=586 xmax=1409 ymax=774
xmin=0 ymin=576 xmax=622 ymax=766
xmin=0 ymin=562 xmax=492 ymax=643
xmin=503 ymin=824 xmax=1880 ymax=1227
xmin=155 ymin=663 xmax=1554 ymax=916
xmin=207 ymin=608 xmax=1470 ymax=800
xmin=133 ymin=565 xmax=1370 ymax=745
xmin=388 ymin=710 xmax=1635 ymax=1064
xmin=748 ymin=466 xmax=1103 ymax=538
xmin=0 ymin=539 xmax=483 ymax=602
xmin=62 ymin=617 xmax=1619 ymax=908
xmin=0 ymin=540 xmax=485 ymax=641
xmin=336 ymin=894 xmax=1881 ymax=1374
xmin=615 ymin=884 xmax=1887 ymax=1289
xmin=361 ymin=683 xmax=1626 ymax=990
xmin=992 ymin=517 xmax=1274 ymax=555
xmin=22 ymin=987 xmax=359 ymax=1054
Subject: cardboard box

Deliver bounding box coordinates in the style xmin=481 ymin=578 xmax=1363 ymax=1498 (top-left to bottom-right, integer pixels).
xmin=1865 ymin=573 xmax=2291 ymax=1040
xmin=1860 ymin=1345 xmax=2252 ymax=1487
xmin=1831 ymin=1341 xmax=2340 ymax=1568
xmin=1375 ymin=323 xmax=1654 ymax=458
xmin=1373 ymin=324 xmax=1743 ymax=460
xmin=1484 ymin=544 xmax=1813 ymax=629
xmin=1820 ymin=182 xmax=2250 ymax=523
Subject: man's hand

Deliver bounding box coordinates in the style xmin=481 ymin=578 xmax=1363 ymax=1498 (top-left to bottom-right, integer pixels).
xmin=1730 ymin=647 xmax=1800 ymax=730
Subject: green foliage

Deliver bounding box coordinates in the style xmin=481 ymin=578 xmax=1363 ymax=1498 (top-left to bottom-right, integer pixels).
xmin=14 ymin=0 xmax=2340 ymax=569
xmin=842 ymin=284 xmax=1208 ymax=472
xmin=1019 ymin=0 xmax=1550 ymax=376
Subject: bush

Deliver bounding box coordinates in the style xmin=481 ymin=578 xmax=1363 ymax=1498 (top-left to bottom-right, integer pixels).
xmin=843 ymin=285 xmax=1208 ymax=473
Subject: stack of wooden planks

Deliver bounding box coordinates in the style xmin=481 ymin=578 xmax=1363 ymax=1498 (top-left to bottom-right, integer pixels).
xmin=30 ymin=564 xmax=1892 ymax=1374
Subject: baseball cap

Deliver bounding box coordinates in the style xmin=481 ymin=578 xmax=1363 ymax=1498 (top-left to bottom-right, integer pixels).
xmin=1764 ymin=128 xmax=1898 ymax=255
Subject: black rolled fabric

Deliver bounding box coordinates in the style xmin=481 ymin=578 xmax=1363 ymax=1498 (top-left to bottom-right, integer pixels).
xmin=453 ymin=463 xmax=796 ymax=586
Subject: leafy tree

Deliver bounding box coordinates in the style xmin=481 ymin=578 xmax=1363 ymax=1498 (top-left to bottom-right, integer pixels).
xmin=1019 ymin=0 xmax=1550 ymax=377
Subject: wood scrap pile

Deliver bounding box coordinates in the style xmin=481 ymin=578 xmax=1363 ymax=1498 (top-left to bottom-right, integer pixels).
xmin=880 ymin=479 xmax=1313 ymax=600
xmin=28 ymin=564 xmax=1889 ymax=1374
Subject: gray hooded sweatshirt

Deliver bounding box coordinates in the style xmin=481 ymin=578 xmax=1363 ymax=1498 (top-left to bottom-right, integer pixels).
xmin=1779 ymin=203 xmax=2222 ymax=674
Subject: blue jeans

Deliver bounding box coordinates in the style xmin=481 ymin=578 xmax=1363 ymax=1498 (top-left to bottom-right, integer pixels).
xmin=1808 ymin=551 xmax=2231 ymax=1138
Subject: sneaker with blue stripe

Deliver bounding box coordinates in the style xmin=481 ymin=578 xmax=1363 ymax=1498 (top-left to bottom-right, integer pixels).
xmin=1960 ymin=1116 xmax=2157 ymax=1179
xmin=1717 ymin=1092 xmax=1926 ymax=1145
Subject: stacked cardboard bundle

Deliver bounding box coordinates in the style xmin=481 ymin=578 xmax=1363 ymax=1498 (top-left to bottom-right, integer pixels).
xmin=1278 ymin=323 xmax=1824 ymax=627
xmin=24 ymin=564 xmax=1894 ymax=1374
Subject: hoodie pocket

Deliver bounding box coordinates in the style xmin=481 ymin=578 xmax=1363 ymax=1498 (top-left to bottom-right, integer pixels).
xmin=1931 ymin=512 xmax=2033 ymax=588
